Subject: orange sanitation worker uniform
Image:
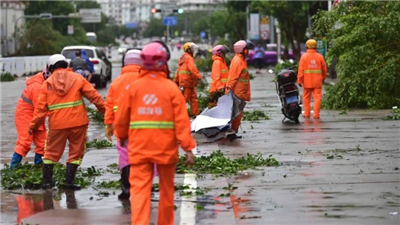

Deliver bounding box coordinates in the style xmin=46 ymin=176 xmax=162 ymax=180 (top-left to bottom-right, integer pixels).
xmin=297 ymin=49 xmax=327 ymax=118
xmin=104 ymin=64 xmax=141 ymax=131
xmin=173 ymin=52 xmax=202 ymax=116
xmin=225 ymin=53 xmax=251 ymax=133
xmin=115 ymin=69 xmax=196 ymax=225
xmin=29 ymin=68 xmax=105 ymax=164
xmin=209 ymin=55 xmax=229 ymax=93
xmin=14 ymin=72 xmax=46 ymax=157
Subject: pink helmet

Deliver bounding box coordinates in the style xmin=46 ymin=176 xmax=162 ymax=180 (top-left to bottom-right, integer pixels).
xmin=124 ymin=49 xmax=141 ymax=66
xmin=140 ymin=42 xmax=168 ymax=71
xmin=233 ymin=40 xmax=247 ymax=54
xmin=212 ymin=45 xmax=231 ymax=55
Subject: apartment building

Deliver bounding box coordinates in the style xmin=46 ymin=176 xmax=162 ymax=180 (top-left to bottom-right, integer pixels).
xmin=1 ymin=0 xmax=25 ymax=55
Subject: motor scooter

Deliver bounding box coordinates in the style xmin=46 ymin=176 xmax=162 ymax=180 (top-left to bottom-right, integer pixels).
xmin=269 ymin=66 xmax=302 ymax=124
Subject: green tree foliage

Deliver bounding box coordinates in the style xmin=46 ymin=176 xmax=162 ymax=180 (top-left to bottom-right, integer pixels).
xmin=143 ymin=18 xmax=164 ymax=38
xmin=23 ymin=0 xmax=75 ymax=35
xmin=313 ymin=1 xmax=400 ymax=109
xmin=226 ymin=1 xmax=248 ymax=41
xmin=18 ymin=20 xmax=65 ymax=55
xmin=19 ymin=0 xmax=92 ymax=55
xmin=18 ymin=19 xmax=91 ymax=56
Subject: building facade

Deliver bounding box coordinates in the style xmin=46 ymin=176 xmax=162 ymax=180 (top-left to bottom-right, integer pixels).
xmin=177 ymin=0 xmax=226 ymax=12
xmin=1 ymin=0 xmax=25 ymax=56
xmin=95 ymin=0 xmax=225 ymax=27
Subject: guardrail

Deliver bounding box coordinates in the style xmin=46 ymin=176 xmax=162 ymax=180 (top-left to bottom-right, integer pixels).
xmin=0 ymin=55 xmax=50 ymax=77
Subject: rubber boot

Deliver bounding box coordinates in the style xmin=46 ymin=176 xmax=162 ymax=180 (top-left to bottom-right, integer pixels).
xmin=65 ymin=190 xmax=78 ymax=209
xmin=226 ymin=133 xmax=242 ymax=142
xmin=63 ymin=163 xmax=81 ymax=190
xmin=42 ymin=164 xmax=54 ymax=190
xmin=10 ymin=152 xmax=23 ymax=168
xmin=34 ymin=153 xmax=43 ymax=165
xmin=118 ymin=165 xmax=130 ymax=200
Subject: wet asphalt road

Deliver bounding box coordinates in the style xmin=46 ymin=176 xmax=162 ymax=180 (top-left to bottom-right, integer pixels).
xmin=1 ymin=49 xmax=400 ymax=224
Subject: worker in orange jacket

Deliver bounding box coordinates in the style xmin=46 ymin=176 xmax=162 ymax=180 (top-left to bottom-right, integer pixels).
xmin=226 ymin=40 xmax=255 ymax=137
xmin=114 ymin=41 xmax=196 ymax=225
xmin=208 ymin=45 xmax=230 ymax=108
xmin=173 ymin=42 xmax=202 ymax=117
xmin=10 ymin=68 xmax=52 ymax=168
xmin=104 ymin=49 xmax=142 ymax=199
xmin=29 ymin=54 xmax=105 ymax=190
xmin=297 ymin=39 xmax=327 ymax=119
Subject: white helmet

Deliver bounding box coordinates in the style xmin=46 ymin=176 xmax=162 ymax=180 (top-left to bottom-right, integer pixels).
xmin=47 ymin=54 xmax=68 ymax=72
xmin=124 ymin=49 xmax=141 ymax=66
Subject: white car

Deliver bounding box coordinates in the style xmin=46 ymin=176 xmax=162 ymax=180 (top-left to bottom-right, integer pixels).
xmin=61 ymin=45 xmax=108 ymax=88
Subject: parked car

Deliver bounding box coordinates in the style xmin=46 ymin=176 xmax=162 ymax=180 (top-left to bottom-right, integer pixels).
xmin=61 ymin=45 xmax=108 ymax=88
xmin=247 ymin=44 xmax=304 ymax=66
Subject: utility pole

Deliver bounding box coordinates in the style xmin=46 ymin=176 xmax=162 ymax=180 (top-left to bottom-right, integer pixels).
xmin=270 ymin=16 xmax=275 ymax=44
xmin=276 ymin=19 xmax=281 ymax=64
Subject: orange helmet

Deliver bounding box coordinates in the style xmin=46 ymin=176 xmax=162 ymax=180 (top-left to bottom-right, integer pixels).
xmin=306 ymin=39 xmax=317 ymax=49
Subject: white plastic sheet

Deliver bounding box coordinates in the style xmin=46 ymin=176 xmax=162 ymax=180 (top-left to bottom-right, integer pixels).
xmin=191 ymin=92 xmax=234 ymax=132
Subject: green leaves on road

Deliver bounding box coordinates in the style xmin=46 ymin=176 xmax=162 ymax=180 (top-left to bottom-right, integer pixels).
xmin=86 ymin=139 xmax=114 ymax=149
xmin=1 ymin=163 xmax=102 ymax=190
xmin=86 ymin=107 xmax=104 ymax=123
xmin=242 ymin=110 xmax=270 ymax=121
xmin=384 ymin=108 xmax=400 ymax=120
xmin=176 ymin=150 xmax=279 ymax=176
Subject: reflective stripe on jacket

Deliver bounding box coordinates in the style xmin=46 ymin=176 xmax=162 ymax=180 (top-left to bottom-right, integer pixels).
xmin=209 ymin=55 xmax=229 ymax=93
xmin=173 ymin=52 xmax=202 ymax=88
xmin=226 ymin=54 xmax=251 ymax=101
xmin=297 ymin=49 xmax=327 ymax=89
xmin=15 ymin=72 xmax=46 ymax=130
xmin=114 ymin=69 xmax=196 ymax=165
xmin=29 ymin=68 xmax=105 ymax=130
xmin=104 ymin=64 xmax=141 ymax=125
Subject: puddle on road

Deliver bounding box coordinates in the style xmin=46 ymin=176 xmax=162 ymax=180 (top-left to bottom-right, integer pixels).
xmin=1 ymin=180 xmax=231 ymax=225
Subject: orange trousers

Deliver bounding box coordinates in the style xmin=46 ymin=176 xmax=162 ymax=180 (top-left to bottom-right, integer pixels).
xmin=130 ymin=163 xmax=175 ymax=225
xmin=183 ymin=88 xmax=199 ymax=116
xmin=14 ymin=111 xmax=46 ymax=156
xmin=303 ymin=88 xmax=322 ymax=118
xmin=43 ymin=125 xmax=87 ymax=164
xmin=231 ymin=112 xmax=243 ymax=133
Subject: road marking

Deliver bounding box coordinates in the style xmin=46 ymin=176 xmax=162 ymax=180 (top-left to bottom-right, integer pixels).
xmin=179 ymin=148 xmax=198 ymax=225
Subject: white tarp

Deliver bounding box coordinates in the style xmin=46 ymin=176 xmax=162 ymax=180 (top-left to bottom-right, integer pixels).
xmin=191 ymin=93 xmax=234 ymax=132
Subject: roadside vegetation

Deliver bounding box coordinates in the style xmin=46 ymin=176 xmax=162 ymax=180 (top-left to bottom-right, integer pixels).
xmin=0 ymin=73 xmax=15 ymax=82
xmin=313 ymin=1 xmax=400 ymax=109
xmin=384 ymin=108 xmax=400 ymax=120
